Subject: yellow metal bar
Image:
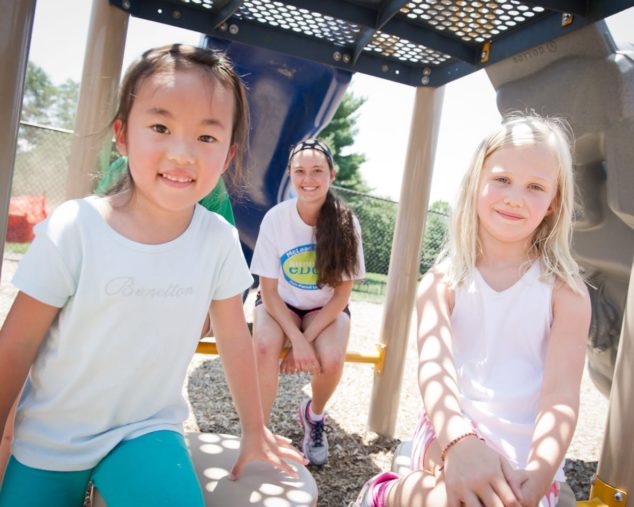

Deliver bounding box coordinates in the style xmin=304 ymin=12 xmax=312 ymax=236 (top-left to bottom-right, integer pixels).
xmin=576 ymin=475 xmax=628 ymax=506
xmin=345 ymin=343 xmax=387 ymax=374
xmin=196 ymin=340 xmax=220 ymax=356
xmin=196 ymin=340 xmax=387 ymax=374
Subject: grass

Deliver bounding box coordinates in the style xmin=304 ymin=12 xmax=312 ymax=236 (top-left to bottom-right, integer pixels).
xmin=3 ymin=242 xmax=30 ymax=255
xmin=351 ymin=272 xmax=388 ymax=304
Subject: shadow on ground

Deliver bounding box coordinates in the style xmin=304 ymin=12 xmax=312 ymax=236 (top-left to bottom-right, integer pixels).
xmin=187 ymin=358 xmax=399 ymax=506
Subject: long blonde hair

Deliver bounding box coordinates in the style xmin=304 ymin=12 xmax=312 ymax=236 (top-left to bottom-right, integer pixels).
xmin=442 ymin=113 xmax=582 ymax=293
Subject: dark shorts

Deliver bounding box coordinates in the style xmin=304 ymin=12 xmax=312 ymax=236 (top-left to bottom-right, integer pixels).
xmin=255 ymin=292 xmax=350 ymax=319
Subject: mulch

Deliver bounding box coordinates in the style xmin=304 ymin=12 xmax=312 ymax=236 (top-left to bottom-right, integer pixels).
xmin=185 ymin=297 xmax=606 ymax=505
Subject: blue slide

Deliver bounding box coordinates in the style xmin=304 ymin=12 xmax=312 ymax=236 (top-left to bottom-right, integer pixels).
xmin=204 ymin=37 xmax=351 ymax=265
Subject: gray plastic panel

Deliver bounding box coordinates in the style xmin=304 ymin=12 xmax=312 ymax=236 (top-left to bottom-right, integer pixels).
xmin=486 ymin=22 xmax=634 ymax=396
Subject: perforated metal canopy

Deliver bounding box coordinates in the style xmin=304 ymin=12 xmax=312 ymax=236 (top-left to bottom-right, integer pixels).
xmin=109 ymin=0 xmax=634 ymax=86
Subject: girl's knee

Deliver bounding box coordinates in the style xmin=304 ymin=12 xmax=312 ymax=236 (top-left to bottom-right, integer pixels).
xmin=254 ymin=334 xmax=283 ymax=360
xmin=317 ymin=351 xmax=345 ymax=375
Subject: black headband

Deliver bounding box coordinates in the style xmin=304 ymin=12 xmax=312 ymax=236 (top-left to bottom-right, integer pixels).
xmin=288 ymin=139 xmax=334 ymax=169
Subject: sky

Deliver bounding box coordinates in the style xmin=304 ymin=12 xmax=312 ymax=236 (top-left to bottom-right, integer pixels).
xmin=26 ymin=1 xmax=634 ymax=203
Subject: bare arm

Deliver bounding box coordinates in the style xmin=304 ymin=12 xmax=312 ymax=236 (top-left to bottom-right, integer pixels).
xmin=259 ymin=277 xmax=318 ymax=372
xmin=302 ymin=280 xmax=352 ymax=343
xmin=259 ymin=277 xmax=304 ymax=343
xmin=416 ymin=271 xmax=521 ymax=507
xmin=0 ymin=293 xmax=60 ymax=437
xmin=519 ymin=281 xmax=591 ymax=505
xmin=0 ymin=292 xmax=60 ymax=457
xmin=417 ymin=271 xmax=472 ymax=446
xmin=0 ymin=398 xmax=18 ymax=487
xmin=210 ymin=294 xmax=306 ymax=478
xmin=200 ymin=312 xmax=212 ymax=338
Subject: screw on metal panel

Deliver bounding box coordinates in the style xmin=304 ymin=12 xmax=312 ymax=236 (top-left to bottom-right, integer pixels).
xmin=172 ymin=9 xmax=181 ymax=19
xmin=342 ymin=53 xmax=351 ymax=64
xmin=561 ymin=12 xmax=573 ymax=27
xmin=333 ymin=51 xmax=342 ymax=62
xmin=229 ymin=24 xmax=239 ymax=35
xmin=421 ymin=76 xmax=430 ymax=85
xmin=423 ymin=67 xmax=431 ymax=76
xmin=614 ymin=491 xmax=624 ymax=502
xmin=219 ymin=23 xmax=228 ymax=32
xmin=381 ymin=64 xmax=389 ymax=73
xmin=122 ymin=0 xmax=131 ymax=9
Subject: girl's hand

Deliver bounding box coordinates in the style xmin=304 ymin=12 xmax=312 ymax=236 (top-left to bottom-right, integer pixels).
xmin=442 ymin=436 xmax=522 ymax=507
xmin=229 ymin=426 xmax=308 ymax=480
xmin=289 ymin=337 xmax=321 ymax=374
xmin=280 ymin=348 xmax=296 ymax=374
xmin=516 ymin=468 xmax=551 ymax=507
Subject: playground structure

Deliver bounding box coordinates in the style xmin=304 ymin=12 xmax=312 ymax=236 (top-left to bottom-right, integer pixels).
xmin=1 ymin=0 xmax=634 ymax=505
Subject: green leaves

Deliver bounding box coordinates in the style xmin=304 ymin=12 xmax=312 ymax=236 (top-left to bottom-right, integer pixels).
xmin=21 ymin=62 xmax=79 ymax=130
xmin=319 ymin=91 xmax=370 ymax=193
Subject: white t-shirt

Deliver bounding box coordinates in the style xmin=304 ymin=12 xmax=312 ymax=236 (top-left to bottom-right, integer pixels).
xmin=250 ymin=197 xmax=365 ymax=309
xmin=11 ymin=197 xmax=253 ymax=471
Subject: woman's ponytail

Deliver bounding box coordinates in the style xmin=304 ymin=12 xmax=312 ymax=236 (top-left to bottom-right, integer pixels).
xmin=315 ymin=190 xmax=359 ymax=287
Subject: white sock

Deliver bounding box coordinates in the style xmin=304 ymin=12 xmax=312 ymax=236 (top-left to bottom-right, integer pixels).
xmin=309 ymin=403 xmax=324 ymax=421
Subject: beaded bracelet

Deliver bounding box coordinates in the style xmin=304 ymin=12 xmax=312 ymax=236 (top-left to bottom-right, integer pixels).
xmin=440 ymin=431 xmax=482 ymax=463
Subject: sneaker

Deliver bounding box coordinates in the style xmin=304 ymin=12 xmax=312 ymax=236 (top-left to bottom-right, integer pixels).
xmin=298 ymin=399 xmax=328 ymax=465
xmin=350 ymin=472 xmax=399 ymax=507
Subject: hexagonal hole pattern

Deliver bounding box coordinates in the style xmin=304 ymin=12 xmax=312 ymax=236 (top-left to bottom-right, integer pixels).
xmin=365 ymin=31 xmax=451 ymax=65
xmin=174 ymin=0 xmax=214 ymax=10
xmin=236 ymin=0 xmax=361 ymax=46
xmin=399 ymin=0 xmax=545 ymax=43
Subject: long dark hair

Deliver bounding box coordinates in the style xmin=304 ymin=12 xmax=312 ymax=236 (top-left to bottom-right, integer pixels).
xmin=315 ymin=189 xmax=360 ymax=287
xmin=289 ymin=139 xmax=361 ymax=287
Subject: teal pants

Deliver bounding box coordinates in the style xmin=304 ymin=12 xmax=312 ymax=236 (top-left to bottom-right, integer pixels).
xmin=0 ymin=431 xmax=204 ymax=507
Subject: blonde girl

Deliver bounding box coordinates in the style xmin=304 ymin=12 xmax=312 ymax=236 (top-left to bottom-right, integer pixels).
xmin=0 ymin=45 xmax=303 ymax=507
xmin=354 ymin=114 xmax=591 ymax=507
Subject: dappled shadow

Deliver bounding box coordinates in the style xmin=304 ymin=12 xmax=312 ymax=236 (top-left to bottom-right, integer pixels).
xmin=187 ymin=358 xmax=399 ymax=505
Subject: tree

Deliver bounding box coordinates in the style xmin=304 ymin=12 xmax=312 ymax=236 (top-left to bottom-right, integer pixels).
xmin=14 ymin=63 xmax=79 ymax=208
xmin=21 ymin=62 xmax=79 ymax=129
xmin=319 ymin=91 xmax=370 ymax=193
xmin=21 ymin=62 xmax=56 ymax=126
xmin=49 ymin=79 xmax=80 ymax=130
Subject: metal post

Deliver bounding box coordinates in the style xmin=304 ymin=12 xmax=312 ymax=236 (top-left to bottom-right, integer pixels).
xmin=0 ymin=0 xmax=37 ymax=282
xmin=368 ymin=86 xmax=444 ymax=436
xmin=66 ymin=0 xmax=128 ymax=200
xmin=592 ymin=257 xmax=634 ymax=502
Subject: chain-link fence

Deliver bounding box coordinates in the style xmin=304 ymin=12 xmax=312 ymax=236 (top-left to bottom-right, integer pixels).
xmin=6 ymin=124 xmax=448 ymax=303
xmin=4 ymin=122 xmax=73 ymax=248
xmin=334 ymin=186 xmax=449 ymax=303
xmin=13 ymin=121 xmax=73 ymax=212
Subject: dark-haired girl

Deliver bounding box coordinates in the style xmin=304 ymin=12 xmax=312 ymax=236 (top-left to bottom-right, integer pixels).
xmin=0 ymin=45 xmax=304 ymax=505
xmin=250 ymin=139 xmax=365 ymax=466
